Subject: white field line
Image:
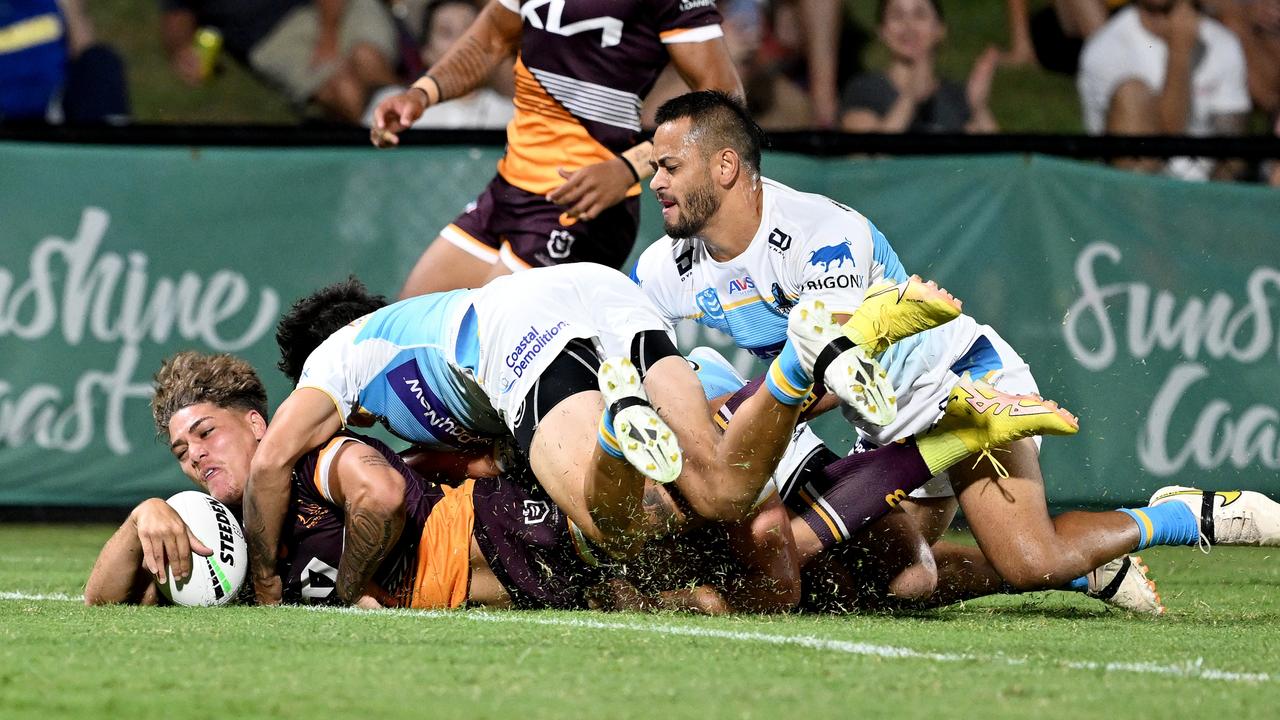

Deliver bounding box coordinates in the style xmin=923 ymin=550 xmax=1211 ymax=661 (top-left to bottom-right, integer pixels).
xmin=1 ymin=591 xmax=80 ymax=602
xmin=4 ymin=590 xmax=1272 ymax=684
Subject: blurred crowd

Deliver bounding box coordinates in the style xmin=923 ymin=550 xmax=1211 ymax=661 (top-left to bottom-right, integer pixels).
xmin=1 ymin=0 xmax=1277 ymax=183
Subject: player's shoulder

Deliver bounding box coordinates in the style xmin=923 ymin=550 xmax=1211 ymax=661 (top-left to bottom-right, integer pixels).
xmin=298 ymin=322 xmax=360 ymax=379
xmin=762 ymin=178 xmax=871 ymax=244
xmin=764 ymin=178 xmax=865 ymax=221
xmin=634 ymin=234 xmax=697 ymax=285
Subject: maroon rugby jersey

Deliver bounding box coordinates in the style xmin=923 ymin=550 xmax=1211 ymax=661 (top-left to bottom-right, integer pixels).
xmin=495 ymin=0 xmax=723 ymax=195
xmin=280 ymin=432 xmax=608 ymax=609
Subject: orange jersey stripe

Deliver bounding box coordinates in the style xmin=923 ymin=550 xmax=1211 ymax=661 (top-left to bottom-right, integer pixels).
xmin=408 ymin=478 xmax=476 ymax=609
xmin=796 ymin=486 xmax=842 ymax=542
xmin=498 ymin=56 xmax=637 ymax=197
xmin=311 ymin=436 xmax=352 ymax=500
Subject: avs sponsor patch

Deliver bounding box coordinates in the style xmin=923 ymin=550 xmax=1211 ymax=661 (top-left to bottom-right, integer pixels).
xmin=726 ymin=275 xmax=756 ymax=295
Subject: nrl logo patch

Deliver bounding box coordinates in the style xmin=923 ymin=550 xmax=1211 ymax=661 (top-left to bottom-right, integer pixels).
xmin=695 ymin=288 xmax=725 ymax=320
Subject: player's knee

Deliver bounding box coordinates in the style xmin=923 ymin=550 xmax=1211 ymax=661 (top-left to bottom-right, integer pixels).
xmin=682 ymin=491 xmax=755 ymax=524
xmin=887 ymin=558 xmax=939 ymax=602
xmin=992 ymin=550 xmax=1062 ymax=591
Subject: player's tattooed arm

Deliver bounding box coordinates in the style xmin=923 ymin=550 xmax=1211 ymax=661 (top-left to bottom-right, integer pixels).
xmin=336 ymin=506 xmax=404 ymax=604
xmin=427 ymin=0 xmax=521 ymax=102
xmin=245 ymin=388 xmax=343 ymax=604
xmin=330 ymin=445 xmax=407 ymax=605
xmin=666 ymin=37 xmax=745 ymax=102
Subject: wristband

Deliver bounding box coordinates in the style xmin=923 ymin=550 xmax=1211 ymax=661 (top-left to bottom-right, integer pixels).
xmin=410 ymin=73 xmax=442 ymax=106
xmin=620 ymin=140 xmax=654 ymax=181
xmin=619 ymin=155 xmax=641 ymax=184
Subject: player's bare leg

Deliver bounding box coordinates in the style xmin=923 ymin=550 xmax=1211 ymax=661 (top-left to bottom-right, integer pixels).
xmin=924 ymin=540 xmax=1165 ymax=615
xmin=399 ymin=235 xmax=499 ymax=298
xmin=527 ymin=390 xmax=653 ymax=554
xmin=640 ymin=355 xmax=803 ymax=523
xmin=844 ymin=511 xmax=939 ymax=602
xmin=953 ymin=439 xmax=1144 ymax=590
xmin=900 ymin=496 xmax=959 ymax=545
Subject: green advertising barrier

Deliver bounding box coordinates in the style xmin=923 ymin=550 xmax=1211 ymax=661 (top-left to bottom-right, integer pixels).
xmin=1 ymin=142 xmax=1277 ymax=508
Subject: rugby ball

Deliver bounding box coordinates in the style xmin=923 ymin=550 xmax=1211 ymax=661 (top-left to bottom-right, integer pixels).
xmin=159 ymin=491 xmax=248 ymax=606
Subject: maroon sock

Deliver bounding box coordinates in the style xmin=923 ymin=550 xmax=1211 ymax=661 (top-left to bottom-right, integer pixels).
xmin=715 ymin=375 xmax=766 ymax=426
xmin=788 ymin=439 xmax=934 ymax=551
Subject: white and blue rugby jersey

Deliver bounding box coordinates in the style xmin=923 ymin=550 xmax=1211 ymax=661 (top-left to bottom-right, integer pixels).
xmin=633 ymin=178 xmax=908 ymax=360
xmin=297 ymin=290 xmax=507 ymax=451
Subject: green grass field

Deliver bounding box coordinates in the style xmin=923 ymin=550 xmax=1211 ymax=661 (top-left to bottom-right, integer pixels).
xmin=3 ymin=524 xmax=1279 ymax=719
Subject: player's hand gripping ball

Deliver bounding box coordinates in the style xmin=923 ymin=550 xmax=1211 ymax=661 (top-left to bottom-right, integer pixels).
xmin=158 ymin=491 xmax=247 ymax=606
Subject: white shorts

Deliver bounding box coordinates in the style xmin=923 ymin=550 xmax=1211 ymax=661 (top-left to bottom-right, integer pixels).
xmin=845 ymin=319 xmax=1040 ymax=500
xmin=470 ymin=263 xmax=672 ymax=429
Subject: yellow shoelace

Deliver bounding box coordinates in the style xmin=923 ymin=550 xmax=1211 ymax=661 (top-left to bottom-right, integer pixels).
xmin=971 ymin=444 xmax=1011 ymax=479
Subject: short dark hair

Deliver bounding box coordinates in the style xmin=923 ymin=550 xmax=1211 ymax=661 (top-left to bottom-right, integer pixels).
xmin=276 ymin=276 xmax=389 ymax=385
xmin=654 ymin=90 xmax=768 ymax=175
xmin=876 ymin=0 xmax=944 ymax=25
xmin=152 ymin=351 xmax=268 ymax=437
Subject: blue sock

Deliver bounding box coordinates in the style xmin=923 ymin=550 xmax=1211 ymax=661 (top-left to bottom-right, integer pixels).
xmin=766 ymin=342 xmax=814 ymax=406
xmin=597 ymin=405 xmax=625 ymax=459
xmin=1062 ymin=576 xmax=1089 ymax=593
xmin=1118 ymin=503 xmax=1199 ymax=550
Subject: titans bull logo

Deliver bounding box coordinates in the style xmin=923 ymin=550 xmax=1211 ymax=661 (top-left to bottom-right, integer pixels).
xmin=808 ymin=240 xmax=854 ymax=271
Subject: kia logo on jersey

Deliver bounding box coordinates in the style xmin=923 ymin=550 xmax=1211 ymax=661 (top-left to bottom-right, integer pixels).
xmin=520 ymin=0 xmax=623 ymax=48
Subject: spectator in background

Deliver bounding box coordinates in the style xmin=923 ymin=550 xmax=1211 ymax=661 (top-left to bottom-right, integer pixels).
xmin=758 ymin=0 xmax=868 ymax=128
xmin=1078 ymin=0 xmax=1250 ymax=180
xmin=1206 ymin=0 xmax=1279 ymax=117
xmin=1005 ymin=0 xmax=1117 ymax=73
xmin=1205 ymin=0 xmax=1279 ymax=184
xmin=642 ymin=0 xmax=865 ymax=130
xmin=362 ymin=0 xmax=512 ymax=128
xmin=841 ymin=0 xmax=999 ymax=134
xmin=643 ymin=0 xmax=800 ymax=129
xmin=0 ymin=0 xmax=129 ymax=123
xmin=160 ymin=0 xmax=400 ymax=123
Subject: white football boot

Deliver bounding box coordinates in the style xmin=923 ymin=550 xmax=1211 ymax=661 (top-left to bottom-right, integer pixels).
xmin=787 ymin=298 xmax=896 ymax=427
xmin=1086 ymin=555 xmax=1165 ymax=616
xmin=1148 ymin=486 xmax=1280 ymax=547
xmin=597 ymin=357 xmax=682 ymax=484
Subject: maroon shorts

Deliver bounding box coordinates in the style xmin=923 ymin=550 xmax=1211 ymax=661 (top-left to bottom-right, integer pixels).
xmin=442 ymin=173 xmax=640 ymax=271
